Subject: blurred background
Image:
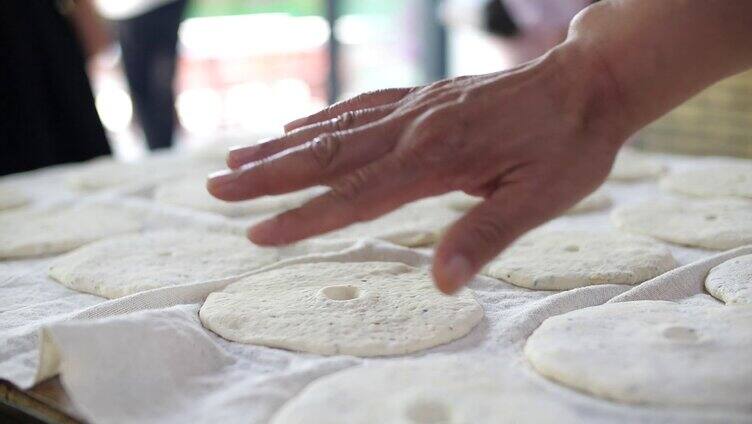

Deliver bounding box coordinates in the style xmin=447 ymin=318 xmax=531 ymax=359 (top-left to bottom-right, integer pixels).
xmin=92 ymin=0 xmax=452 ymax=159
xmin=88 ymin=0 xmax=752 ymax=160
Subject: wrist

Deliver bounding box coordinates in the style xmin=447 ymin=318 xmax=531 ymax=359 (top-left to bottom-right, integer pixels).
xmin=547 ymin=41 xmax=635 ymax=151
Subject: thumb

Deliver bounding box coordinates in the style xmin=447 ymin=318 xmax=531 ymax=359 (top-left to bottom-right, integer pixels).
xmin=432 ymin=184 xmax=552 ymax=294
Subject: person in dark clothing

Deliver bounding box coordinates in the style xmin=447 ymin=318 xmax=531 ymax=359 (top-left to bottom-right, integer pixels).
xmin=113 ymin=0 xmax=188 ymax=151
xmin=0 ymin=0 xmax=111 ymax=177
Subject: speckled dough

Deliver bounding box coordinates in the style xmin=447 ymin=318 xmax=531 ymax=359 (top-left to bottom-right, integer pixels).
xmin=483 ymin=230 xmax=676 ymax=290
xmin=612 ymin=197 xmax=752 ymax=250
xmin=608 ymin=148 xmax=665 ymax=181
xmin=525 ymin=301 xmax=752 ymax=409
xmin=49 ymin=230 xmax=280 ymax=299
xmin=155 ymin=177 xmax=323 ymax=217
xmin=660 ymin=162 xmax=752 ymax=199
xmin=324 ymin=201 xmax=460 ymax=247
xmin=705 ymin=254 xmax=752 ymax=305
xmin=271 ymin=357 xmax=580 ymax=424
xmin=0 ymin=185 xmax=29 ymax=211
xmin=199 ymin=262 xmax=483 ymax=356
xmin=0 ymin=204 xmax=142 ymax=259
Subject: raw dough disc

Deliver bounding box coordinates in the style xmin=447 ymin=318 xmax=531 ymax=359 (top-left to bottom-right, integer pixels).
xmin=524 ymin=301 xmax=752 ymax=409
xmin=199 ymin=262 xmax=483 ymax=356
xmin=439 ymin=189 xmax=610 ymax=215
xmin=660 ymin=162 xmax=752 ymax=199
xmin=271 ymin=357 xmax=580 ymax=424
xmin=0 ymin=185 xmax=29 ymax=211
xmin=0 ymin=204 xmax=142 ymax=259
xmin=154 ymin=177 xmax=322 ymax=217
xmin=608 ymin=148 xmax=665 ymax=181
xmin=66 ymin=155 xmax=215 ymax=191
xmin=611 ymin=197 xmax=752 ymax=250
xmin=565 ymin=188 xmax=612 ymax=214
xmin=49 ymin=230 xmax=280 ymax=299
xmin=483 ymin=230 xmax=676 ymax=290
xmin=323 ymin=201 xmax=460 ymax=247
xmin=705 ymin=254 xmax=752 ymax=305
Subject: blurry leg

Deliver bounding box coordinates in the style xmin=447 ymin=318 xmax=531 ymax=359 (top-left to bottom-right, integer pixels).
xmin=115 ymin=0 xmax=187 ymax=151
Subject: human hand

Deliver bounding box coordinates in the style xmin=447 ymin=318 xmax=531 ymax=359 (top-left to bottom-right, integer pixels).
xmin=207 ymin=43 xmax=628 ymax=294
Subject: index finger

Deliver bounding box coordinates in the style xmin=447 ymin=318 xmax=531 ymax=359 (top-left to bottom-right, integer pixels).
xmin=284 ymin=87 xmax=413 ymax=132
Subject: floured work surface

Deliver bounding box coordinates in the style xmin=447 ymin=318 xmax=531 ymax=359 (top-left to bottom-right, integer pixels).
xmin=1 ymin=149 xmax=752 ymax=424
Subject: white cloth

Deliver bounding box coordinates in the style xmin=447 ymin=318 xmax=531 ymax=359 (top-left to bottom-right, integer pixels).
xmin=2 ymin=152 xmax=752 ymax=423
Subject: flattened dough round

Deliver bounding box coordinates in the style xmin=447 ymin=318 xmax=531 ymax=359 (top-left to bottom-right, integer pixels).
xmin=272 ymin=357 xmax=580 ymax=424
xmin=324 ymin=202 xmax=460 ymax=247
xmin=0 ymin=204 xmax=142 ymax=258
xmin=706 ymin=254 xmax=752 ymax=305
xmin=612 ymin=197 xmax=752 ymax=250
xmin=660 ymin=162 xmax=752 ymax=199
xmin=525 ymin=301 xmax=752 ymax=409
xmin=66 ymin=156 xmax=215 ymax=191
xmin=484 ymin=230 xmax=676 ymax=290
xmin=440 ymin=189 xmax=610 ymax=215
xmin=0 ymin=185 xmax=29 ymax=211
xmin=154 ymin=177 xmax=321 ymax=217
xmin=49 ymin=230 xmax=280 ymax=299
xmin=608 ymin=148 xmax=665 ymax=181
xmin=199 ymin=262 xmax=483 ymax=356
xmin=565 ymin=188 xmax=612 ymax=214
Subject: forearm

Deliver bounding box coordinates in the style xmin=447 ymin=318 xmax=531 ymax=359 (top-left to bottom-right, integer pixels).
xmin=564 ymin=0 xmax=752 ymax=135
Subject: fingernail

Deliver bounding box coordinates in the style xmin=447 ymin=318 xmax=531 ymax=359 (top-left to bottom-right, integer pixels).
xmin=206 ymin=170 xmax=241 ymax=193
xmin=207 ymin=169 xmax=235 ymax=181
xmin=284 ymin=118 xmax=306 ymax=132
xmin=228 ymin=144 xmax=255 ymax=154
xmin=248 ymin=219 xmax=281 ymax=245
xmin=440 ymin=254 xmax=473 ymax=294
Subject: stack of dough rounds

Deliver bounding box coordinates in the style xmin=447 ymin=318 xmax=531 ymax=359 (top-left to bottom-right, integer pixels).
xmin=660 ymin=162 xmax=752 ymax=199
xmin=154 ymin=177 xmax=321 ymax=217
xmin=271 ymin=357 xmax=580 ymax=424
xmin=0 ymin=204 xmax=142 ymax=259
xmin=608 ymin=148 xmax=665 ymax=181
xmin=199 ymin=262 xmax=483 ymax=356
xmin=49 ymin=230 xmax=280 ymax=299
xmin=525 ymin=301 xmax=752 ymax=409
xmin=612 ymin=197 xmax=752 ymax=249
xmin=483 ymin=230 xmax=676 ymax=290
xmin=323 ymin=201 xmax=460 ymax=247
xmin=705 ymin=254 xmax=752 ymax=305
xmin=439 ymin=188 xmax=610 ymax=215
xmin=0 ymin=185 xmax=29 ymax=211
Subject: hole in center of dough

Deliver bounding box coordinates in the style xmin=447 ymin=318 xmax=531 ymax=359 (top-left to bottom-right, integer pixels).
xmin=563 ymin=245 xmax=580 ymax=252
xmin=320 ymin=285 xmax=360 ymax=301
xmin=404 ymin=399 xmax=451 ymax=424
xmin=662 ymin=326 xmax=698 ymax=342
xmin=704 ymin=214 xmax=718 ymax=221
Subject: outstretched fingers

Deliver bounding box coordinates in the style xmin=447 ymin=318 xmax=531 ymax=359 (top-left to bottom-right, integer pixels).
xmin=248 ymin=156 xmax=430 ymax=245
xmin=283 ymin=88 xmax=413 ymax=132
xmin=227 ymin=105 xmax=395 ymax=169
xmin=207 ymin=121 xmax=398 ymax=201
